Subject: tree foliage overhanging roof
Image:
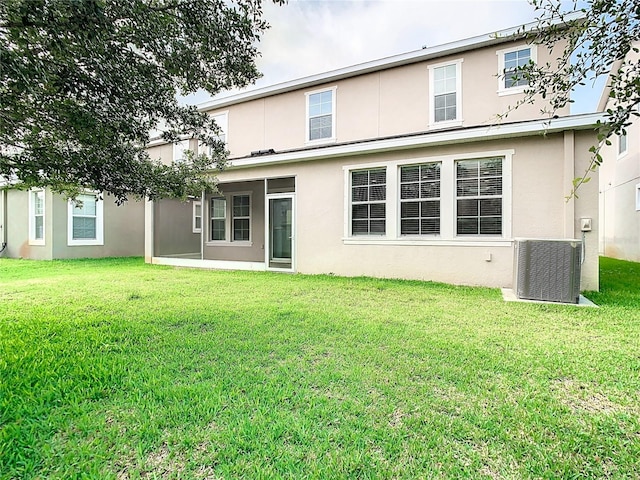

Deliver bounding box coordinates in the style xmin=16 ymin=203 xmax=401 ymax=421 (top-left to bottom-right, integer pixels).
xmin=0 ymin=0 xmax=281 ymax=203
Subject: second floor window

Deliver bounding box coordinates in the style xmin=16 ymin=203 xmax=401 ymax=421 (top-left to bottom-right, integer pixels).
xmin=619 ymin=132 xmax=628 ymax=157
xmin=306 ymin=87 xmax=336 ymax=142
xmin=504 ymin=47 xmax=531 ymax=89
xmin=429 ymin=60 xmax=462 ymax=127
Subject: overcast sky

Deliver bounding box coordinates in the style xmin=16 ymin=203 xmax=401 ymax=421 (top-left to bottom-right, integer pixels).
xmin=181 ymin=0 xmax=602 ymax=114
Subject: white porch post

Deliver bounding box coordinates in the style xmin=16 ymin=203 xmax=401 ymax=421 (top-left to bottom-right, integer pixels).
xmin=144 ymin=198 xmax=154 ymax=263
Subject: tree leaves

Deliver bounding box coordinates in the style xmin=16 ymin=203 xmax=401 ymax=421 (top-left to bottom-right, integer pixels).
xmin=0 ymin=0 xmax=281 ymax=203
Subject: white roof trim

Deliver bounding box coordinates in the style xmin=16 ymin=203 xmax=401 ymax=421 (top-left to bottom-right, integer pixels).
xmin=226 ymin=113 xmax=605 ymax=169
xmin=199 ymin=12 xmax=583 ymax=112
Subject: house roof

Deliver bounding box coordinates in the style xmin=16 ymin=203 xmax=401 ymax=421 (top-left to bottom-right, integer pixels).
xmin=225 ymin=112 xmax=606 ymax=169
xmin=198 ymin=12 xmax=583 ymax=113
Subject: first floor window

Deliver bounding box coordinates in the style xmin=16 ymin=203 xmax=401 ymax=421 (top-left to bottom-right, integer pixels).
xmin=68 ymin=192 xmax=103 ymax=245
xmin=352 ymin=168 xmax=386 ymax=235
xmin=193 ymin=201 xmax=202 ymax=233
xmin=400 ymin=163 xmax=441 ymax=235
xmin=29 ymin=189 xmax=45 ymax=244
xmin=210 ymin=197 xmax=226 ymax=241
xmin=232 ymin=194 xmax=250 ymax=241
xmin=456 ymin=158 xmax=503 ymax=235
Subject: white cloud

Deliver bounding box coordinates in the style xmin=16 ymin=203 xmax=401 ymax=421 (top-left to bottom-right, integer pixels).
xmin=180 ymin=0 xmax=600 ymax=113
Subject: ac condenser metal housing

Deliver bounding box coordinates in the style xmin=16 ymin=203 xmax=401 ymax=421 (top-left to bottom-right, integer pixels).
xmin=514 ymin=239 xmax=582 ymax=304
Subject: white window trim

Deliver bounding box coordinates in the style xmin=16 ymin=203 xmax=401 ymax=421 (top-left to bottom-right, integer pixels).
xmin=343 ymin=149 xmax=513 ymax=244
xmin=67 ymin=192 xmax=104 ymax=246
xmin=636 ymin=183 xmax=640 ymax=211
xmin=192 ymin=200 xmax=202 ymax=234
xmin=496 ymin=44 xmax=538 ymax=96
xmin=28 ymin=188 xmax=45 ymax=246
xmin=428 ymin=58 xmax=463 ymax=129
xmin=205 ymin=191 xmax=253 ymax=246
xmin=618 ymin=132 xmax=628 ymax=159
xmin=305 ymin=86 xmax=337 ymax=145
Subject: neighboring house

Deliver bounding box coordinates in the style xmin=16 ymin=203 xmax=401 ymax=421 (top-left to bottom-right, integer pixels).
xmin=146 ymin=20 xmax=603 ymax=291
xmin=598 ymin=46 xmax=640 ymax=262
xmin=0 ymin=186 xmax=144 ymax=260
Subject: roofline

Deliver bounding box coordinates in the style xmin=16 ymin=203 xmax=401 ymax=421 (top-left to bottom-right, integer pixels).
xmin=223 ymin=113 xmax=605 ymax=169
xmin=198 ymin=12 xmax=583 ymax=113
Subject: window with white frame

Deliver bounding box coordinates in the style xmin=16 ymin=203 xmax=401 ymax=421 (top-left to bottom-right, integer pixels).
xmin=619 ymin=132 xmax=628 ymax=157
xmin=173 ymin=139 xmax=190 ymax=163
xmin=497 ymin=45 xmax=537 ymax=94
xmin=232 ymin=194 xmax=251 ymax=241
xmin=306 ymin=87 xmax=336 ymax=143
xmin=28 ymin=189 xmax=45 ymax=245
xmin=351 ymin=168 xmax=386 ymax=235
xmin=210 ymin=197 xmax=226 ymax=241
xmin=192 ymin=201 xmax=202 ymax=234
xmin=400 ymin=163 xmax=441 ymax=235
xmin=429 ymin=60 xmax=462 ymax=126
xmin=68 ymin=192 xmax=104 ymax=245
xmin=212 ymin=112 xmax=228 ymax=144
xmin=456 ymin=158 xmax=503 ymax=235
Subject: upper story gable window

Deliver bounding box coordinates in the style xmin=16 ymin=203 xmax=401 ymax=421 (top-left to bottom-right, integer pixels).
xmin=211 ymin=111 xmax=228 ymax=145
xmin=428 ymin=59 xmax=463 ymax=128
xmin=306 ymin=87 xmax=336 ymax=144
xmin=618 ymin=131 xmax=628 ymax=158
xmin=173 ymin=139 xmax=190 ymax=163
xmin=497 ymin=45 xmax=537 ymax=95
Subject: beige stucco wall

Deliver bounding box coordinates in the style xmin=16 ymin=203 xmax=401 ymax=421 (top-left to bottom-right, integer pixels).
xmin=599 ymin=115 xmax=640 ymax=261
xmin=3 ymin=189 xmax=52 ymax=259
xmin=202 ymin=180 xmax=265 ymax=262
xmin=215 ymin=129 xmax=598 ymax=290
xmin=209 ymin=40 xmax=569 ymax=159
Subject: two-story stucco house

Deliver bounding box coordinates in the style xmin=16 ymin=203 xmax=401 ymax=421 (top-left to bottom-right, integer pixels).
xmin=598 ymin=44 xmax=640 ymax=262
xmin=146 ymin=20 xmax=602 ymax=292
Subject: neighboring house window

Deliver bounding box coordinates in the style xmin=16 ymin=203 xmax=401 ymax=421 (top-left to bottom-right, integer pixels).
xmin=497 ymin=45 xmax=537 ymax=94
xmin=428 ymin=60 xmax=462 ymax=126
xmin=456 ymin=158 xmax=503 ymax=235
xmin=306 ymin=87 xmax=336 ymax=143
xmin=68 ymin=192 xmax=104 ymax=246
xmin=618 ymin=132 xmax=628 ymax=157
xmin=28 ymin=189 xmax=45 ymax=245
xmin=192 ymin=201 xmax=202 ymax=234
xmin=351 ymin=168 xmax=386 ymax=235
xmin=400 ymin=163 xmax=441 ymax=235
xmin=173 ymin=139 xmax=190 ymax=163
xmin=232 ymin=194 xmax=251 ymax=241
xmin=210 ymin=197 xmax=226 ymax=241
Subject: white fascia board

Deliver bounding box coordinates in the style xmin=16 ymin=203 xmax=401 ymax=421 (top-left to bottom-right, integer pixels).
xmin=226 ymin=113 xmax=606 ymax=169
xmin=198 ymin=12 xmax=584 ymax=113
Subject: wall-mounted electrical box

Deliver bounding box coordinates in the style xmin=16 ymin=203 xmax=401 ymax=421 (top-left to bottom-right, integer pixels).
xmin=580 ymin=218 xmax=592 ymax=232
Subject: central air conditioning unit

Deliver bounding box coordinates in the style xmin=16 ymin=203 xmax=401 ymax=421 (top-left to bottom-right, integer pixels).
xmin=514 ymin=239 xmax=582 ymax=304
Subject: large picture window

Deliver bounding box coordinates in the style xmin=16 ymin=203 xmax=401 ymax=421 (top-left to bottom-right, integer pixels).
xmin=351 ymin=168 xmax=386 ymax=235
xmin=68 ymin=192 xmax=104 ymax=246
xmin=400 ymin=163 xmax=441 ymax=235
xmin=456 ymin=158 xmax=503 ymax=235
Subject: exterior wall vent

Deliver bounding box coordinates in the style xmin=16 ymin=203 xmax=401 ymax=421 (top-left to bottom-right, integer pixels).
xmin=514 ymin=239 xmax=582 ymax=304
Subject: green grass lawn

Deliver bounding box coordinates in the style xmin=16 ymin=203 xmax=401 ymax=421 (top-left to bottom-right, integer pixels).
xmin=1 ymin=257 xmax=639 ymax=479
